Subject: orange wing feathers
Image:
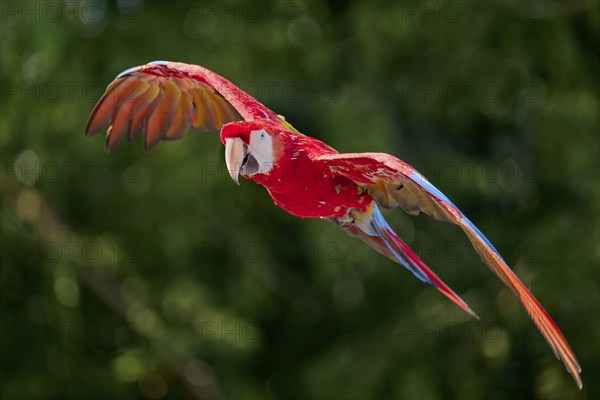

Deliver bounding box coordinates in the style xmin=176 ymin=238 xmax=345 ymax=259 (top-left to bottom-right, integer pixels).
xmin=318 ymin=152 xmax=582 ymax=388
xmin=86 ymin=61 xmax=290 ymax=151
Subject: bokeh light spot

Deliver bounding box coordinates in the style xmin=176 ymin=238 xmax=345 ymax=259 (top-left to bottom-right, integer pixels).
xmin=54 ymin=276 xmax=80 ymax=308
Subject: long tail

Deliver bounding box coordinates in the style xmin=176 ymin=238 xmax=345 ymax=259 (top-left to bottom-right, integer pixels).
xmin=348 ymin=205 xmax=479 ymax=319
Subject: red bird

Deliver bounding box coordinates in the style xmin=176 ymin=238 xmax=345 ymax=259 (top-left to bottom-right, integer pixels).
xmin=86 ymin=61 xmax=582 ymax=388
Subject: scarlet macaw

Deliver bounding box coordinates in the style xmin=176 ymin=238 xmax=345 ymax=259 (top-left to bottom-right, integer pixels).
xmin=86 ymin=61 xmax=582 ymax=388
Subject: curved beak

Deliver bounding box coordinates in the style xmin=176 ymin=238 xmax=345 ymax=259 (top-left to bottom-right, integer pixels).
xmin=225 ymin=137 xmax=246 ymax=185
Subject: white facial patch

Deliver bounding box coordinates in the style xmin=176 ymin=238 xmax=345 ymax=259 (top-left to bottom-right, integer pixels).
xmin=248 ymin=129 xmax=275 ymax=174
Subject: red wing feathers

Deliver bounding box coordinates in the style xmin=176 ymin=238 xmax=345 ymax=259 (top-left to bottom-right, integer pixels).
xmin=86 ymin=61 xmax=288 ymax=151
xmin=318 ymin=152 xmax=582 ymax=388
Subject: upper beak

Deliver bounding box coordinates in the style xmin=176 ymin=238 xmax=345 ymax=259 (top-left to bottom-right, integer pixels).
xmin=225 ymin=137 xmax=246 ymax=185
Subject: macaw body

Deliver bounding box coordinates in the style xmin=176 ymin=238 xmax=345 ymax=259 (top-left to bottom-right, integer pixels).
xmin=86 ymin=61 xmax=582 ymax=388
xmin=221 ymin=121 xmax=372 ymax=218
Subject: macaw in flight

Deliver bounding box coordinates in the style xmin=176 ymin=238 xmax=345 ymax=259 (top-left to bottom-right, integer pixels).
xmin=86 ymin=61 xmax=581 ymax=388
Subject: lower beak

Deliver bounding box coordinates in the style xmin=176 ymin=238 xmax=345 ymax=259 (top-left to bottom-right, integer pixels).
xmin=225 ymin=137 xmax=245 ymax=185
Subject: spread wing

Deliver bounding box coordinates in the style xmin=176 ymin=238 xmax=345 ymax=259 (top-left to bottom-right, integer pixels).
xmin=316 ymin=152 xmax=582 ymax=389
xmin=86 ymin=61 xmax=294 ymax=151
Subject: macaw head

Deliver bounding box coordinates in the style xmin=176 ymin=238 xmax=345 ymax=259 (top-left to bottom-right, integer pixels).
xmin=220 ymin=120 xmax=284 ymax=184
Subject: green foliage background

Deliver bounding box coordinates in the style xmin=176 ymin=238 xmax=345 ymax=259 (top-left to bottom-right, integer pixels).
xmin=1 ymin=1 xmax=599 ymax=399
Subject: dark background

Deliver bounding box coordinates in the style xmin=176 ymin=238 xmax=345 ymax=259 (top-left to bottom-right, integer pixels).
xmin=1 ymin=1 xmax=599 ymax=399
